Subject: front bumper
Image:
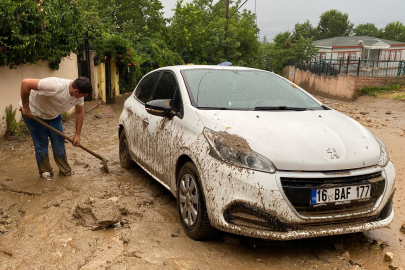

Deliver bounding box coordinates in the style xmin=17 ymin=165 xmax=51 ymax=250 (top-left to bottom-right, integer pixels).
xmin=198 ymin=156 xmax=395 ymax=240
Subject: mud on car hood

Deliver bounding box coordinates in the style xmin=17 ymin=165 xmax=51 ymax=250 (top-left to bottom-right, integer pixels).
xmin=196 ymin=110 xmax=380 ymax=171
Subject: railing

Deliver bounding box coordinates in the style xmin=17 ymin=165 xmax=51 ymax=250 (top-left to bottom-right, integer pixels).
xmin=290 ymin=59 xmax=339 ymax=77
xmin=291 ymin=58 xmax=405 ymax=77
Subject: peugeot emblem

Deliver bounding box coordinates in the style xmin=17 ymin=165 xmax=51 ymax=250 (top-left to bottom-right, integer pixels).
xmin=327 ymin=148 xmax=339 ymax=159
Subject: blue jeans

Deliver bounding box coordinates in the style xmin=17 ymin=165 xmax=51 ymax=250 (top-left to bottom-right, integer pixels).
xmin=23 ymin=114 xmax=71 ymax=176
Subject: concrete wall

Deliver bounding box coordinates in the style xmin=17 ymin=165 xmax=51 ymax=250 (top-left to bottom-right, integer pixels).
xmin=111 ymin=59 xmax=120 ymax=103
xmin=286 ymin=66 xmax=405 ymax=101
xmin=0 ymin=54 xmax=78 ymax=137
xmin=97 ymin=63 xmax=106 ymax=103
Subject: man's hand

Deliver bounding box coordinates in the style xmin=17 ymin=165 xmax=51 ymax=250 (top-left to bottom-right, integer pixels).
xmin=21 ymin=107 xmax=32 ymax=118
xmin=73 ymin=134 xmax=81 ymax=147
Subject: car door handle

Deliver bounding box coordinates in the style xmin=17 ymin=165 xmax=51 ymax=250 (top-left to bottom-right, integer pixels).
xmin=143 ymin=118 xmax=149 ymax=126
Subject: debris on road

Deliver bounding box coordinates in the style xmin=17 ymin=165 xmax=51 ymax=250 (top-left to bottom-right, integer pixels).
xmin=72 ymin=198 xmax=122 ymax=230
xmin=400 ymin=222 xmax=405 ymax=234
xmin=384 ymin=252 xmax=394 ymax=262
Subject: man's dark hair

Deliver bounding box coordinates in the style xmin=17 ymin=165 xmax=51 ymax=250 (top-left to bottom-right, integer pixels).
xmin=72 ymin=77 xmax=92 ymax=95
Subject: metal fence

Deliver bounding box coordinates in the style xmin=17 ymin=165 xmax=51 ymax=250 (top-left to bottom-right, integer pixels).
xmin=291 ymin=58 xmax=405 ymax=77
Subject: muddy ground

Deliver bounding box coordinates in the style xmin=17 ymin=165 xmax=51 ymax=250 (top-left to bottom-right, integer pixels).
xmin=0 ymin=93 xmax=404 ymax=270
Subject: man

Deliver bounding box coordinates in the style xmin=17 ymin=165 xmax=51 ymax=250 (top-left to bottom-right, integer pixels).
xmin=20 ymin=77 xmax=92 ymax=180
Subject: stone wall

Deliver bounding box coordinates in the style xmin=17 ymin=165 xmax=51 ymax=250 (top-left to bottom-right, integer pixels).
xmin=284 ymin=66 xmax=405 ymax=101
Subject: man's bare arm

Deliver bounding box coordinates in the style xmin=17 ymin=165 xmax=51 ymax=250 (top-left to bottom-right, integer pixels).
xmin=21 ymin=79 xmax=40 ymax=118
xmin=73 ymin=105 xmax=84 ymax=146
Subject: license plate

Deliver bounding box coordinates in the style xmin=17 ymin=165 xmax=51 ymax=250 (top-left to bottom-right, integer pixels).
xmin=311 ymin=185 xmax=371 ymax=205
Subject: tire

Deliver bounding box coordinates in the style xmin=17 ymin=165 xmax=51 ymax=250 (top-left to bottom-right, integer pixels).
xmin=119 ymin=129 xmax=134 ymax=169
xmin=177 ymin=161 xmax=217 ymax=240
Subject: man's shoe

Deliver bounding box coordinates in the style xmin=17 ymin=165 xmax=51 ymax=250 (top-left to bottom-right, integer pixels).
xmin=41 ymin=172 xmax=52 ymax=181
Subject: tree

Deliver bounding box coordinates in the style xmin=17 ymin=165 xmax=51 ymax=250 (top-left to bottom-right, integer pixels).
xmin=382 ymin=21 xmax=405 ymax=42
xmin=291 ymin=35 xmax=318 ymax=64
xmin=292 ymin=20 xmax=318 ymax=42
xmin=168 ymin=0 xmax=260 ymax=66
xmin=317 ymin=10 xmax=354 ymax=39
xmin=354 ymin=23 xmax=382 ymax=37
xmin=268 ymin=30 xmax=318 ymax=74
xmin=0 ymin=0 xmax=85 ymax=69
xmin=268 ymin=31 xmax=292 ymax=73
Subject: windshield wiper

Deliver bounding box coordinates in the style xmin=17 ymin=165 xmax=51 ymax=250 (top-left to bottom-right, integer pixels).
xmin=198 ymin=107 xmax=228 ymax=110
xmin=254 ymin=106 xmax=308 ymax=111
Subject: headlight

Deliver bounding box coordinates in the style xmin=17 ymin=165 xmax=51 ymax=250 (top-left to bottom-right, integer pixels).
xmin=372 ymin=133 xmax=390 ymax=167
xmin=203 ymin=128 xmax=277 ymax=173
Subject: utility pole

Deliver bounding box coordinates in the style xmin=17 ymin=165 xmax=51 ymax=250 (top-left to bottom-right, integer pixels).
xmin=225 ymin=0 xmax=229 ymax=34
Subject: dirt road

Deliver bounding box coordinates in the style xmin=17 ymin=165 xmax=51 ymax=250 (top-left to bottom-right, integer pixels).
xmin=0 ymin=94 xmax=404 ymax=270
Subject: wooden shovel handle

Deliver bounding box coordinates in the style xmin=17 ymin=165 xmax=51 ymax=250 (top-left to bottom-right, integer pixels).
xmin=20 ymin=109 xmax=104 ymax=162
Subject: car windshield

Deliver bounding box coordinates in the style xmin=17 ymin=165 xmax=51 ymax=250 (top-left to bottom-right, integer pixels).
xmin=181 ymin=69 xmax=323 ymax=110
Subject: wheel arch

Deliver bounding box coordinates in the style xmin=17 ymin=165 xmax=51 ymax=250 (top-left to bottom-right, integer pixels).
xmin=175 ymin=155 xmax=194 ymax=192
xmin=118 ymin=124 xmax=124 ymax=139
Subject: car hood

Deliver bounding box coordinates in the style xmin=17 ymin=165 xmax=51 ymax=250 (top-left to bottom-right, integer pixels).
xmin=196 ymin=110 xmax=380 ymax=171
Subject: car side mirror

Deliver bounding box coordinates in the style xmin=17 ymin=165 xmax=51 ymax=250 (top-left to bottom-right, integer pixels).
xmin=145 ymin=99 xmax=175 ymax=118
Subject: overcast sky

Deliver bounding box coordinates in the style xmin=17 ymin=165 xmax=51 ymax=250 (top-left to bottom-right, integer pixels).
xmin=160 ymin=0 xmax=405 ymax=41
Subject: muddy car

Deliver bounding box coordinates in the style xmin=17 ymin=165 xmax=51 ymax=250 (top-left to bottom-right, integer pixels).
xmin=118 ymin=65 xmax=395 ymax=241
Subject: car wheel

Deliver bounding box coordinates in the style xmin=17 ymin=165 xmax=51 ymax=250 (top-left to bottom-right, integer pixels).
xmin=177 ymin=161 xmax=217 ymax=240
xmin=119 ymin=129 xmax=134 ymax=169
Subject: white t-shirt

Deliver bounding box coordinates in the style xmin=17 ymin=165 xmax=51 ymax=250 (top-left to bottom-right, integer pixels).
xmin=20 ymin=77 xmax=84 ymax=119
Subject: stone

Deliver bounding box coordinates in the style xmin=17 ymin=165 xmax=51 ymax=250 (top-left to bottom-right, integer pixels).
xmin=389 ymin=265 xmax=403 ymax=270
xmin=337 ymin=251 xmax=350 ymax=260
xmin=386 ymin=111 xmax=392 ymax=114
xmin=360 ymin=111 xmax=368 ymax=115
xmin=384 ymin=252 xmax=394 ymax=262
xmin=72 ymin=198 xmax=121 ymax=230
xmin=349 ymin=259 xmax=361 ymax=266
xmin=400 ymin=222 xmax=405 ymax=234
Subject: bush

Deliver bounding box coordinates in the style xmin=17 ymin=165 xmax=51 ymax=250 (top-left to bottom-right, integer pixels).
xmin=5 ymin=105 xmax=29 ymax=141
xmin=359 ymin=84 xmax=402 ymax=97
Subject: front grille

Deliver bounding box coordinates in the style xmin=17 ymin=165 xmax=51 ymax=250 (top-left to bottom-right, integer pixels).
xmin=280 ymin=172 xmax=385 ymax=217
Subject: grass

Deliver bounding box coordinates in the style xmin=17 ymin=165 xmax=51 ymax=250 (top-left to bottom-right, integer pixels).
xmin=62 ymin=111 xmax=71 ymax=122
xmin=5 ymin=105 xmax=29 ymax=141
xmin=359 ymin=84 xmax=402 ymax=97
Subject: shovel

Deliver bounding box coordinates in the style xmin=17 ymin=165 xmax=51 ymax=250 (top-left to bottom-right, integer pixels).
xmin=20 ymin=109 xmax=110 ymax=173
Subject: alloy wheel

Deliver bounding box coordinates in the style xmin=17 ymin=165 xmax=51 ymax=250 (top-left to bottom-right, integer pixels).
xmin=179 ymin=173 xmax=199 ymax=226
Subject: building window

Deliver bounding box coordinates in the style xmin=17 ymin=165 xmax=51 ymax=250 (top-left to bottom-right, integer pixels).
xmin=390 ymin=50 xmax=395 ymax=60
xmin=396 ymin=50 xmax=401 ymax=61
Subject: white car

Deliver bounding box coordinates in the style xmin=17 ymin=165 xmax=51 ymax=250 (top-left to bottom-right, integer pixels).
xmin=118 ymin=65 xmax=395 ymax=241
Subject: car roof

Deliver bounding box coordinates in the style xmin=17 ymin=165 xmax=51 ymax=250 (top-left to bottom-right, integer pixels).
xmin=154 ymin=65 xmax=265 ymax=72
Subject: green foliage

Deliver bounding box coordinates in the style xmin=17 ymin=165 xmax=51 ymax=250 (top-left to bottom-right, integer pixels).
xmin=382 ymin=21 xmax=405 ymax=42
xmin=5 ymin=105 xmax=29 ymax=141
xmin=359 ymin=84 xmax=402 ymax=97
xmin=268 ymin=31 xmax=317 ymax=74
xmin=78 ymin=0 xmax=183 ymax=92
xmin=0 ymin=0 xmax=85 ymax=69
xmin=169 ymin=0 xmax=260 ymax=66
xmin=317 ymin=10 xmax=353 ymax=39
xmin=354 ymin=23 xmax=382 ymax=37
xmin=292 ymin=20 xmax=318 ymax=42
xmin=62 ymin=112 xmax=70 ymax=122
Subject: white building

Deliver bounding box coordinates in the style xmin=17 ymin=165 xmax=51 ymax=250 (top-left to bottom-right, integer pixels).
xmin=313 ymin=36 xmax=405 ymax=63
